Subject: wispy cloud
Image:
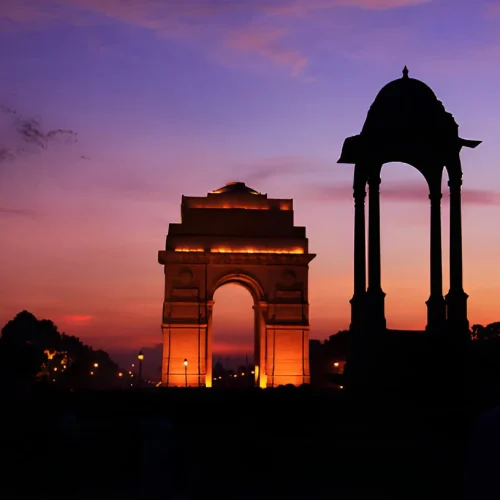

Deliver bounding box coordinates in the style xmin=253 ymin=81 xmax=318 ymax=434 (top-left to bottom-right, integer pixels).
xmin=1 ymin=0 xmax=433 ymax=76
xmin=225 ymin=26 xmax=308 ymax=76
xmin=265 ymin=0 xmax=431 ymax=16
xmin=0 ymin=206 xmax=39 ymax=217
xmin=485 ymin=2 xmax=500 ymax=17
xmin=63 ymin=314 xmax=93 ymax=323
xmin=236 ymin=155 xmax=329 ymax=186
xmin=304 ymin=182 xmax=500 ymax=205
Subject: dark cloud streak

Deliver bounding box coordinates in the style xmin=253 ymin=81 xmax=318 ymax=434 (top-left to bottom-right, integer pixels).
xmin=237 ymin=155 xmax=330 ymax=187
xmin=0 ymin=104 xmax=78 ymax=163
xmin=0 ymin=206 xmax=39 ymax=217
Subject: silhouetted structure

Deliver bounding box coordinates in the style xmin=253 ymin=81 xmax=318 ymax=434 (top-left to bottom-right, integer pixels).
xmin=338 ymin=68 xmax=481 ymax=393
xmin=309 ymin=333 xmax=348 ymax=388
xmin=0 ymin=311 xmax=123 ymax=389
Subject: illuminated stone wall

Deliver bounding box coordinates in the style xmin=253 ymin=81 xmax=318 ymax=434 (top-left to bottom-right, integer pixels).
xmin=158 ymin=182 xmax=315 ymax=387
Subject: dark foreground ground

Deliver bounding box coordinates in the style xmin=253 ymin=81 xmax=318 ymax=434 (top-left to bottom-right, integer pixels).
xmin=0 ymin=387 xmax=495 ymax=499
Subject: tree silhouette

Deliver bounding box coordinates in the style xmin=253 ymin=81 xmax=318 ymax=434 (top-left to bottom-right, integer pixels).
xmin=0 ymin=310 xmax=121 ymax=388
xmin=471 ymin=322 xmax=500 ymax=341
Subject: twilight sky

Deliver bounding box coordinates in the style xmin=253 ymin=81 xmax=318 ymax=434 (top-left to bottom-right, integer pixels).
xmin=1 ymin=0 xmax=500 ymax=374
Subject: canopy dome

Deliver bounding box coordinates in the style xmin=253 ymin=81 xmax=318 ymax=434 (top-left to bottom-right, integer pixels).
xmin=373 ymin=66 xmax=438 ymax=111
xmin=361 ymin=66 xmax=454 ymax=140
xmin=337 ymin=67 xmax=481 ymax=165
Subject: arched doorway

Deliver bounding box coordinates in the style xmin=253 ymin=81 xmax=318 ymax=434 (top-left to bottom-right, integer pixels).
xmin=210 ymin=274 xmax=263 ymax=388
xmin=158 ymin=182 xmax=316 ymax=387
xmin=211 ymin=283 xmax=255 ymax=387
xmin=379 ymin=161 xmax=431 ymax=330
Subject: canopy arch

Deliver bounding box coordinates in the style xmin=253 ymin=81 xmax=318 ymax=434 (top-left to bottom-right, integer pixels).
xmin=339 ymin=67 xmax=480 ymax=335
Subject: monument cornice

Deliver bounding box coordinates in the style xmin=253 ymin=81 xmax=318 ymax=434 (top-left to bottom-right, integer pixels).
xmin=158 ymin=250 xmax=316 ymax=266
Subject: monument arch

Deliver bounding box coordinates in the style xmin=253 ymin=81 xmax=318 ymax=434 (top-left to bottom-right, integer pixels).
xmin=338 ymin=67 xmax=481 ymax=336
xmin=158 ymin=182 xmax=315 ymax=387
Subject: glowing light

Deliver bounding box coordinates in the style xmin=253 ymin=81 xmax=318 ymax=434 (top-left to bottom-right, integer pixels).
xmin=174 ymin=247 xmax=304 ymax=254
xmin=340 ymin=386 xmax=344 ymax=390
xmin=210 ymin=247 xmax=304 ymax=254
xmin=53 ymin=367 xmax=58 ymax=372
xmin=118 ymin=372 xmax=123 ymax=377
xmin=334 ymin=362 xmax=340 ymax=367
xmin=44 ymin=350 xmax=56 ymax=360
xmin=90 ymin=371 xmax=94 ymax=375
xmin=93 ymin=363 xmax=98 ymax=368
xmin=184 ymin=359 xmax=188 ymax=367
xmin=138 ymin=351 xmax=144 ymax=361
xmin=241 ymin=372 xmax=245 ymax=376
xmin=251 ymin=370 xmax=255 ymax=374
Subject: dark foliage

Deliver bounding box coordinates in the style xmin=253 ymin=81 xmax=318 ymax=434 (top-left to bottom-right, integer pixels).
xmin=0 ymin=310 xmax=121 ymax=389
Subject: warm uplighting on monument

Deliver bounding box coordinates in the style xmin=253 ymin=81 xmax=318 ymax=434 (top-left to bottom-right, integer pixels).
xmin=159 ymin=182 xmax=315 ymax=388
xmin=210 ymin=247 xmax=304 ymax=254
xmin=174 ymin=248 xmax=204 ymax=252
xmin=174 ymin=247 xmax=304 ymax=254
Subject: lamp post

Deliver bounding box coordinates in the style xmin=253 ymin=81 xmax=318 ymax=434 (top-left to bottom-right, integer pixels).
xmin=184 ymin=358 xmax=188 ymax=387
xmin=137 ymin=351 xmax=144 ymax=388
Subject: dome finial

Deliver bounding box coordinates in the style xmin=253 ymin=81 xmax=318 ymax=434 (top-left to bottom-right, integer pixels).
xmin=402 ymin=65 xmax=409 ymax=78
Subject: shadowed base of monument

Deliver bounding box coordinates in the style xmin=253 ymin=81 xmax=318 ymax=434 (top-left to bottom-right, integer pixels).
xmin=345 ymin=328 xmax=469 ymax=402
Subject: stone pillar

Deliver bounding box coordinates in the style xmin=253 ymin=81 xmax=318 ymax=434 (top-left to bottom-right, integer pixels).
xmin=204 ymin=300 xmax=214 ymax=387
xmin=426 ymin=191 xmax=447 ymax=331
xmin=256 ymin=301 xmax=268 ymax=388
xmin=445 ymin=178 xmax=469 ymax=333
xmin=350 ymin=185 xmax=367 ymax=330
xmin=366 ymin=175 xmax=386 ymax=331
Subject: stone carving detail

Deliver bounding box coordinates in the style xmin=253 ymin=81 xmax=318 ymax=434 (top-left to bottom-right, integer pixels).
xmin=282 ymin=270 xmax=296 ymax=287
xmin=178 ymin=268 xmax=193 ymax=286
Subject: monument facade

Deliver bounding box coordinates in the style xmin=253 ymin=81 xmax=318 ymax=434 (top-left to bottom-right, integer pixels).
xmin=158 ymin=182 xmax=315 ymax=387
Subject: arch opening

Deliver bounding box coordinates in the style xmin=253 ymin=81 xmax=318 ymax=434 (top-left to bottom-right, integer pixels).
xmin=211 ymin=283 xmax=256 ymax=388
xmin=379 ymin=162 xmax=430 ymax=330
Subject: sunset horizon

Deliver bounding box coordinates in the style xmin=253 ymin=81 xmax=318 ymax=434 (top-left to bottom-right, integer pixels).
xmin=2 ymin=0 xmax=500 ymax=375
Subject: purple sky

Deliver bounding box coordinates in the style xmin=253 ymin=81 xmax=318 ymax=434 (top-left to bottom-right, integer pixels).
xmin=1 ymin=0 xmax=500 ymax=376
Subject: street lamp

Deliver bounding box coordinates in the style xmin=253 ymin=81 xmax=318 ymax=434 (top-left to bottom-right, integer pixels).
xmin=184 ymin=358 xmax=188 ymax=387
xmin=137 ymin=351 xmax=144 ymax=388
xmin=94 ymin=362 xmax=99 ymax=368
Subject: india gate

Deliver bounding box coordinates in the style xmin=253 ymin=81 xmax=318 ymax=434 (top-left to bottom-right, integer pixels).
xmin=158 ymin=182 xmax=315 ymax=387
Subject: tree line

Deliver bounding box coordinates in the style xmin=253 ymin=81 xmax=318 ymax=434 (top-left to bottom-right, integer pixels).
xmin=0 ymin=310 xmax=125 ymax=389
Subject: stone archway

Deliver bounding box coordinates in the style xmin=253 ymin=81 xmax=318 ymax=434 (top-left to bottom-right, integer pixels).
xmin=338 ymin=67 xmax=481 ymax=336
xmin=158 ymin=182 xmax=316 ymax=387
